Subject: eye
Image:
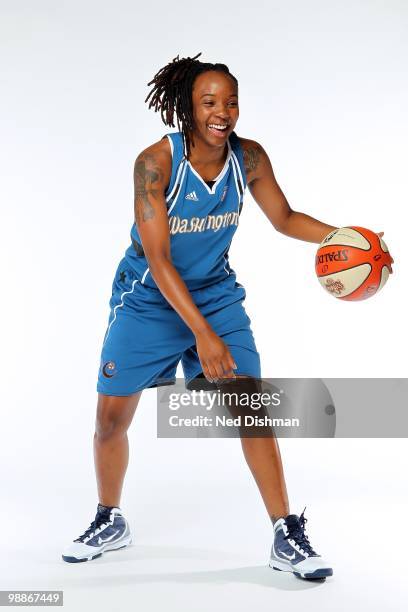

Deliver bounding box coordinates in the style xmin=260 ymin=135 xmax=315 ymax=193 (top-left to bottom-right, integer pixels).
xmin=203 ymin=101 xmax=238 ymax=107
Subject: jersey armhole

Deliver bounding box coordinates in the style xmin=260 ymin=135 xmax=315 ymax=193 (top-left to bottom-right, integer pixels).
xmin=164 ymin=134 xmax=174 ymax=198
xmin=163 ymin=133 xmax=185 ymax=200
xmin=230 ymin=132 xmax=248 ymax=190
xmin=162 ymin=133 xmax=174 ymax=158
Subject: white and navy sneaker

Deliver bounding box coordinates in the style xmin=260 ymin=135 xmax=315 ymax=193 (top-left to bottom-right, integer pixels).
xmin=269 ymin=508 xmax=333 ymax=580
xmin=62 ymin=503 xmax=132 ymax=563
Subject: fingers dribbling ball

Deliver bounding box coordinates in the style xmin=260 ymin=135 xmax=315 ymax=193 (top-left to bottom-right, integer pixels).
xmin=315 ymin=226 xmax=394 ymax=301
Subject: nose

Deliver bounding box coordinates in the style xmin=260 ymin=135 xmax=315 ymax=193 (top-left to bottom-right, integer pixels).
xmin=215 ymin=105 xmax=230 ymax=121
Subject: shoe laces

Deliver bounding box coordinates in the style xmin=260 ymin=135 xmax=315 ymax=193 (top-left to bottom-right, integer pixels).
xmin=284 ymin=507 xmax=317 ymax=556
xmin=74 ymin=509 xmax=112 ymax=543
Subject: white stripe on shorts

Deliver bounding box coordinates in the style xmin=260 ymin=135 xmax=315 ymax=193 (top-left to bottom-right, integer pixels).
xmin=102 ymin=278 xmax=139 ymax=347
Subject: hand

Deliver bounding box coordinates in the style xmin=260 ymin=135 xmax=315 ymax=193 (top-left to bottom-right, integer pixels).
xmin=195 ymin=328 xmax=238 ymax=383
xmin=376 ymin=231 xmax=394 ymax=273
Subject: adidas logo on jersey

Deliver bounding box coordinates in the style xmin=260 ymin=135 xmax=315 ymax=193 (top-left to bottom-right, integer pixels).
xmin=185 ymin=191 xmax=199 ymax=201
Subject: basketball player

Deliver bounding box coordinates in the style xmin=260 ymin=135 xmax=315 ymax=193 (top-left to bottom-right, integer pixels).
xmin=62 ymin=53 xmax=349 ymax=579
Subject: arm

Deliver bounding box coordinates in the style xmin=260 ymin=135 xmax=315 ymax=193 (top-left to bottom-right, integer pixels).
xmin=240 ymin=138 xmax=337 ymax=244
xmin=134 ymin=142 xmax=237 ymax=381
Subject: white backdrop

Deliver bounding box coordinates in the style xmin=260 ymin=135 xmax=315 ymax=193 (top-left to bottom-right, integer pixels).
xmin=1 ymin=1 xmax=407 ymax=610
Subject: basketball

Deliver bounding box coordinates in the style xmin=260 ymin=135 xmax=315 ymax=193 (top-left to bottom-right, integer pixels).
xmin=315 ymin=226 xmax=393 ymax=301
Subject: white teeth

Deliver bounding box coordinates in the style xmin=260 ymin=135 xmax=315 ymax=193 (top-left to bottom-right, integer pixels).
xmin=208 ymin=124 xmax=227 ymax=130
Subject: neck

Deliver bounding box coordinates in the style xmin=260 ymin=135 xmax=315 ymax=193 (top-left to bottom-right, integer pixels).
xmin=186 ymin=130 xmax=229 ymax=166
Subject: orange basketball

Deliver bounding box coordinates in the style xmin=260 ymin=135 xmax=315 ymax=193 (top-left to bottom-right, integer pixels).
xmin=315 ymin=226 xmax=393 ymax=301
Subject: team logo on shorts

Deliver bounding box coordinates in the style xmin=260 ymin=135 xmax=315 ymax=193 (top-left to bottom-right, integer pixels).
xmin=102 ymin=361 xmax=117 ymax=378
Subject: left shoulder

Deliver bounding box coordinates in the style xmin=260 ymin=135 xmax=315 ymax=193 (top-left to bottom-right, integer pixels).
xmin=236 ymin=136 xmax=271 ymax=184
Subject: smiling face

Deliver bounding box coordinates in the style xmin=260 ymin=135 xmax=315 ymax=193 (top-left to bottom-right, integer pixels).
xmin=190 ymin=70 xmax=239 ymax=149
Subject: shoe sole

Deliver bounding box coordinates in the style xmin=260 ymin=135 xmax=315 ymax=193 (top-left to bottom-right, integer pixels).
xmin=62 ymin=536 xmax=132 ymax=563
xmin=269 ymin=558 xmax=333 ymax=580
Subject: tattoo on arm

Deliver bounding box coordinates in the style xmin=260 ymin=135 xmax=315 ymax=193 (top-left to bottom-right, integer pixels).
xmin=134 ymin=153 xmax=163 ymax=224
xmin=243 ymin=144 xmax=262 ymax=176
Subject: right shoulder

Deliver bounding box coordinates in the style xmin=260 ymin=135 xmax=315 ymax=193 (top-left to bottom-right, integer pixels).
xmin=134 ymin=136 xmax=172 ymax=192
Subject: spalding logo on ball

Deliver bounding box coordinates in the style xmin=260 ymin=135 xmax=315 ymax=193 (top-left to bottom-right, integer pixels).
xmin=315 ymin=226 xmax=394 ymax=301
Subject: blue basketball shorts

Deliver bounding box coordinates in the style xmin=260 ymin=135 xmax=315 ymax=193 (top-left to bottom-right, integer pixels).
xmin=96 ymin=258 xmax=261 ymax=396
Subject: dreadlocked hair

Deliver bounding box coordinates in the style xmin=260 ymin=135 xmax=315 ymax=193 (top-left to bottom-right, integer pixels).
xmin=145 ymin=52 xmax=238 ymax=159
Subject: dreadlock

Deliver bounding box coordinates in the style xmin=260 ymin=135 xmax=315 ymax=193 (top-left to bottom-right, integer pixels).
xmin=145 ymin=52 xmax=238 ymax=159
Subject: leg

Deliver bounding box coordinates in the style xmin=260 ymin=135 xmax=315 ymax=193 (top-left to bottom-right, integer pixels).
xmin=240 ymin=430 xmax=290 ymax=522
xmin=218 ymin=375 xmax=290 ymax=522
xmin=94 ymin=391 xmax=142 ymax=507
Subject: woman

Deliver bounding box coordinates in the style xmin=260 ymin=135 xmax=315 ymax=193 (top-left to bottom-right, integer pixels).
xmin=62 ymin=53 xmax=337 ymax=579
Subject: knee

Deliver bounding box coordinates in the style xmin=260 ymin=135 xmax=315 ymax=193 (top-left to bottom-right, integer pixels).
xmin=95 ymin=398 xmax=130 ymax=440
xmin=215 ymin=375 xmax=263 ymax=398
xmin=215 ymin=376 xmax=269 ymax=424
xmin=95 ymin=415 xmax=126 ymax=441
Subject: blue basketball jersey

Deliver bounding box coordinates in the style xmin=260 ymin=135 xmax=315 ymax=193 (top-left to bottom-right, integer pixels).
xmin=124 ymin=130 xmax=247 ymax=291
